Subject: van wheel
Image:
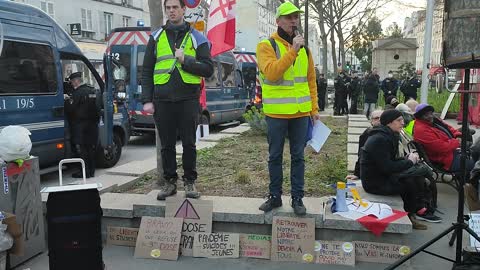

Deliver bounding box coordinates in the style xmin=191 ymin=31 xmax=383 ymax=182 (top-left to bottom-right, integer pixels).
xmin=200 ymin=114 xmax=209 ymax=125
xmin=96 ymin=133 xmax=122 ymax=168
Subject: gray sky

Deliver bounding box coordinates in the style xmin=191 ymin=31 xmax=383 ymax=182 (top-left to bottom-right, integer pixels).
xmin=378 ymin=0 xmax=426 ymax=29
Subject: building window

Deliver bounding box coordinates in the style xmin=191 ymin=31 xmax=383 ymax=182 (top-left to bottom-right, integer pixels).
xmin=81 ymin=9 xmax=93 ymax=31
xmin=104 ymin=13 xmax=113 ymax=35
xmin=40 ymin=1 xmax=55 ymax=18
xmin=122 ymin=16 xmax=130 ymax=27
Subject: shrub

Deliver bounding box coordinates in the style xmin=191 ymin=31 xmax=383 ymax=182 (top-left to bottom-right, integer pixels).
xmin=243 ymin=106 xmax=267 ymax=135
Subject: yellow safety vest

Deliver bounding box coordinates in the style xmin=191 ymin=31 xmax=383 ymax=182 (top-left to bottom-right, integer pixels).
xmin=153 ymin=30 xmax=201 ymax=85
xmin=259 ymin=39 xmax=312 ymax=114
xmin=404 ymin=119 xmax=415 ymax=136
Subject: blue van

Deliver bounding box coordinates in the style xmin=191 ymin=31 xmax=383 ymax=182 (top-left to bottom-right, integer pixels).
xmin=0 ymin=2 xmax=129 ymax=171
xmin=106 ymin=27 xmax=250 ymax=133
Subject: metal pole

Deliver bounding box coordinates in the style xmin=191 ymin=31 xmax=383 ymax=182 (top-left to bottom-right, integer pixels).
xmin=420 ymin=0 xmax=434 ymax=103
xmin=304 ymin=0 xmax=309 ymax=48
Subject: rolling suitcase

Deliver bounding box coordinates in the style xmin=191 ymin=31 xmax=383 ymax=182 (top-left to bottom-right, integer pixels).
xmin=42 ymin=159 xmax=104 ymax=270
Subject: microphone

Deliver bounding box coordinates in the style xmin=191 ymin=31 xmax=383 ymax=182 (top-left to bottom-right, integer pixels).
xmin=292 ymin=26 xmax=304 ymax=49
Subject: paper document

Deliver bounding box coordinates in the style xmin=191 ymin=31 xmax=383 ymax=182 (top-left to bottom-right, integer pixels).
xmin=307 ymin=120 xmax=331 ymax=152
xmin=335 ymin=199 xmax=394 ymax=220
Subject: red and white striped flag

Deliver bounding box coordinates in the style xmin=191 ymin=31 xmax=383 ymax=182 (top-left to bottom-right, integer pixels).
xmin=206 ymin=0 xmax=236 ymax=57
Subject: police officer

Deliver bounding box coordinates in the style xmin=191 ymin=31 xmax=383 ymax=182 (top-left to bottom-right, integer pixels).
xmin=400 ymin=74 xmax=421 ymax=101
xmin=141 ymin=0 xmax=213 ymax=200
xmin=381 ymin=70 xmax=399 ymax=97
xmin=65 ymin=72 xmax=100 ymax=178
xmin=317 ymin=72 xmax=327 ymax=111
xmin=334 ymin=72 xmax=348 ymax=115
xmin=349 ymin=72 xmax=361 ymax=114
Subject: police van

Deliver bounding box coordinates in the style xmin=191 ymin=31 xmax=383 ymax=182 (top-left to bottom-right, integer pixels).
xmin=0 ymin=2 xmax=129 ymax=172
xmin=106 ymin=27 xmax=250 ymax=134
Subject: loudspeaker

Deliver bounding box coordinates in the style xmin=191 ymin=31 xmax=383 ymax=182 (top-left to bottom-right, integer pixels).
xmin=443 ymin=0 xmax=480 ymax=68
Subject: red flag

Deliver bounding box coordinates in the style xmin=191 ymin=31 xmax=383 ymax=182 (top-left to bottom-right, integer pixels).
xmin=207 ymin=0 xmax=236 ymax=57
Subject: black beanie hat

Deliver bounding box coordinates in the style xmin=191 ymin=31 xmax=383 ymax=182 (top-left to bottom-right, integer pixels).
xmin=380 ymin=109 xmax=403 ymax=125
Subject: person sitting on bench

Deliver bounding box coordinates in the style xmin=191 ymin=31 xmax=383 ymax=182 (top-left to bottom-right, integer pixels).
xmin=360 ymin=109 xmax=441 ymax=229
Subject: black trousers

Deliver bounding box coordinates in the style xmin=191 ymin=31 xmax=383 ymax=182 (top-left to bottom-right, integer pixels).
xmin=153 ymin=99 xmax=199 ymax=182
xmin=317 ymin=89 xmax=326 ymax=111
xmin=71 ymin=121 xmax=98 ymax=177
xmin=350 ymin=95 xmax=358 ymax=114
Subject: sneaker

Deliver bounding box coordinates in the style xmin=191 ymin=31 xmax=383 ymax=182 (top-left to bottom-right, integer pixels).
xmin=408 ymin=214 xmax=428 ymax=230
xmin=259 ymin=194 xmax=282 ymax=212
xmin=416 ymin=212 xmax=442 ymax=223
xmin=156 ymin=182 xmax=177 ymax=200
xmin=184 ymin=181 xmax=200 ymax=199
xmin=291 ymin=197 xmax=307 ymax=216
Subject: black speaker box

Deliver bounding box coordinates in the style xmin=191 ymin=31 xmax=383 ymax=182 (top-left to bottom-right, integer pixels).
xmin=443 ymin=0 xmax=480 ymax=68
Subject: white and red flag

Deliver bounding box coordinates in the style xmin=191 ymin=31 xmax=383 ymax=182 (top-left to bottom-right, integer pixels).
xmin=206 ymin=0 xmax=236 ymax=57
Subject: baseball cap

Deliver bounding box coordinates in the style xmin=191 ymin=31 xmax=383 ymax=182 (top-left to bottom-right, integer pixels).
xmin=69 ymin=72 xmax=82 ymax=80
xmin=276 ymin=2 xmax=303 ymax=18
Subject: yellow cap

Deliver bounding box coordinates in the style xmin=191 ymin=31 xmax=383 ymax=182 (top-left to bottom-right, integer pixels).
xmin=276 ymin=2 xmax=303 ymax=18
xmin=337 ymin=182 xmax=346 ymax=189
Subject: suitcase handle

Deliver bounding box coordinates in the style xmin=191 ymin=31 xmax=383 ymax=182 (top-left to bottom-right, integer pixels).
xmin=58 ymin=158 xmax=86 ymax=186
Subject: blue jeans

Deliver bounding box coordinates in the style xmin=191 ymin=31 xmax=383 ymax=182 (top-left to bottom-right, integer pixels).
xmin=266 ymin=116 xmax=309 ymax=198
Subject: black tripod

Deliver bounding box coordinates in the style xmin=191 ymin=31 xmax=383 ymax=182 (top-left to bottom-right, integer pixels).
xmin=386 ymin=69 xmax=480 ymax=269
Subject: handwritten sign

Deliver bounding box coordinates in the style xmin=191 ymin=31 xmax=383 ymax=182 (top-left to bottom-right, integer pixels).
xmin=165 ymin=198 xmax=213 ymax=256
xmin=239 ymin=234 xmax=271 ymax=259
xmin=134 ymin=217 xmax=183 ymax=260
xmin=469 ymin=213 xmax=480 ymax=250
xmin=315 ymin=241 xmax=355 ymax=266
xmin=193 ymin=233 xmax=239 ymax=258
xmin=355 ymin=241 xmax=410 ymax=264
xmin=107 ymin=226 xmax=139 ymax=247
xmin=271 ymin=216 xmax=315 ymax=263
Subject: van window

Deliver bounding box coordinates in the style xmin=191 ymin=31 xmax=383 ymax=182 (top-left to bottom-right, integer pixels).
xmin=205 ymin=63 xmax=220 ymax=88
xmin=0 ymin=40 xmax=57 ymax=95
xmin=110 ymin=45 xmax=131 ymax=86
xmin=137 ymin=46 xmax=146 ymax=84
xmin=221 ymin=62 xmax=235 ymax=87
xmin=61 ymin=59 xmax=100 ymax=95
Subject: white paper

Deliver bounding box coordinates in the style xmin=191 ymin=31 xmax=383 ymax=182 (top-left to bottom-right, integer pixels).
xmin=334 ymin=199 xmax=393 ymax=220
xmin=196 ymin=124 xmax=210 ymax=143
xmin=468 ymin=213 xmax=480 ymax=250
xmin=307 ymin=120 xmax=331 ymax=152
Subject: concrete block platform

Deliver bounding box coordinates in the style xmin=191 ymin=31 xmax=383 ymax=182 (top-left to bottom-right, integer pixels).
xmin=107 ymin=157 xmax=157 ymax=177
xmin=348 ymin=127 xmax=367 ymax=135
xmin=347 ymin=143 xmax=359 ymax=154
xmin=100 ymin=190 xmax=412 ymax=244
xmin=219 ymin=125 xmax=251 ymax=134
xmin=348 ymin=121 xmax=371 ymax=128
xmin=348 ymin=154 xmax=357 ymax=172
xmin=199 ymin=132 xmax=238 ymax=142
xmin=176 ymin=141 xmax=217 ymax=154
xmin=348 ymin=134 xmax=360 ymax=143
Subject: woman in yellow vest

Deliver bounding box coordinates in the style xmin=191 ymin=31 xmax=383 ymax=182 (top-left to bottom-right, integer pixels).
xmin=256 ymin=2 xmax=320 ymax=216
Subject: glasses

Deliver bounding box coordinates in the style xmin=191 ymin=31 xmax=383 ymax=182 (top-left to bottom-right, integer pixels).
xmin=371 ymin=117 xmax=380 ymax=120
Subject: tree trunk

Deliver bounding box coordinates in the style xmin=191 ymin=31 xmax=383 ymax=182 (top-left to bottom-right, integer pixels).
xmin=148 ymin=0 xmax=164 ymax=30
xmin=149 ymin=0 xmax=164 ymax=185
xmin=317 ymin=4 xmax=328 ymax=74
xmin=336 ymin=23 xmax=346 ymax=72
xmin=328 ymin=1 xmax=337 ymax=74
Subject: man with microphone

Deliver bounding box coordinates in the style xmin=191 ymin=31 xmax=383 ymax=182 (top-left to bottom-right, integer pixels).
xmin=256 ymin=2 xmax=319 ymax=216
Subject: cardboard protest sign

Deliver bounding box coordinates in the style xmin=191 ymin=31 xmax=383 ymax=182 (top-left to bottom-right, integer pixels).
xmin=354 ymin=241 xmax=411 ymax=264
xmin=134 ymin=217 xmax=183 ymax=260
xmin=165 ymin=198 xmax=213 ymax=256
xmin=107 ymin=226 xmax=139 ymax=247
xmin=469 ymin=213 xmax=480 ymax=249
xmin=271 ymin=216 xmax=315 ymax=263
xmin=193 ymin=233 xmax=240 ymax=258
xmin=239 ymin=234 xmax=271 ymax=259
xmin=314 ymin=240 xmax=355 ymax=266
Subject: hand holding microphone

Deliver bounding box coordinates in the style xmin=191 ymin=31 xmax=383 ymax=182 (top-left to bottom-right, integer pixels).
xmin=292 ymin=26 xmax=305 ymax=52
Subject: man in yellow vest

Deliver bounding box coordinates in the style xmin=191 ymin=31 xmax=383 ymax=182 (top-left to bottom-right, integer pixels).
xmin=256 ymin=2 xmax=320 ymax=215
xmin=141 ymin=0 xmax=213 ymax=200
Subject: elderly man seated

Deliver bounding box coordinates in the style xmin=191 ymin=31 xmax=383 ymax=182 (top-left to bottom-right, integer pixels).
xmin=360 ymin=110 xmax=441 ymax=228
xmin=346 ymin=110 xmax=383 ymax=180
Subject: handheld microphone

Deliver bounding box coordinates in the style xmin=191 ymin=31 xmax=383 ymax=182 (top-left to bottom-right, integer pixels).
xmin=292 ymin=26 xmax=304 ymax=49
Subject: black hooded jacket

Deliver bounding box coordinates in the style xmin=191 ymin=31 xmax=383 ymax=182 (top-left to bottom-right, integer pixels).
xmin=360 ymin=125 xmax=414 ymax=194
